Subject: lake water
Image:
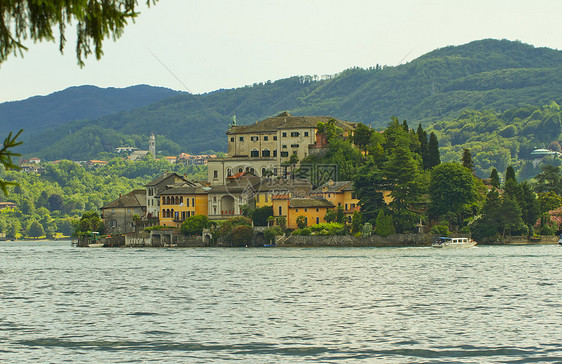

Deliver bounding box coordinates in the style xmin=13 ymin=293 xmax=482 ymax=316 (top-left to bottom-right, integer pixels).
xmin=1 ymin=241 xmax=561 ymax=363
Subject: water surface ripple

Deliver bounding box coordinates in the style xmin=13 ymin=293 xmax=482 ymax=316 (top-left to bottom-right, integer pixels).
xmin=1 ymin=241 xmax=561 ymax=362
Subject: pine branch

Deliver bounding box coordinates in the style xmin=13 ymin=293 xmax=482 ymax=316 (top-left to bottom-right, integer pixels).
xmin=0 ymin=129 xmax=23 ymax=195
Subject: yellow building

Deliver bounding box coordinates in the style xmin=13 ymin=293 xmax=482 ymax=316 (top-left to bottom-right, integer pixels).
xmin=159 ymin=185 xmax=209 ymax=228
xmin=273 ymin=195 xmax=334 ymax=229
xmin=310 ymin=180 xmax=360 ymax=221
xmin=253 ymin=178 xmax=313 ymax=209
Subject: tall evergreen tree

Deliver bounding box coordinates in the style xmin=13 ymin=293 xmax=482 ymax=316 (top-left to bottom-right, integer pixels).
xmin=427 ymin=132 xmax=440 ymax=168
xmin=429 ymin=162 xmax=477 ymax=227
xmin=375 ymin=210 xmax=395 ymax=237
xmin=417 ymin=124 xmax=429 ymax=169
xmin=505 ymin=165 xmax=517 ymax=184
xmin=518 ymin=181 xmax=540 ymax=230
xmin=461 ymin=148 xmax=474 ymax=173
xmin=504 ymin=165 xmax=519 ymax=197
xmin=383 ymin=141 xmax=424 ymax=232
xmin=402 ymin=120 xmax=409 ymax=132
xmin=490 ymin=168 xmax=500 ymax=189
xmin=353 ymin=123 xmax=374 ymax=154
xmin=353 ymin=161 xmax=388 ymax=223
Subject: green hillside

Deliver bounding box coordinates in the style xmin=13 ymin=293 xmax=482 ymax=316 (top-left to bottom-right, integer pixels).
xmin=12 ymin=39 xmax=562 ymax=160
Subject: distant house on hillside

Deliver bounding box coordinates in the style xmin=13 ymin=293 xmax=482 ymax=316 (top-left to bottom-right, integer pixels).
xmin=115 ymin=146 xmax=139 ymax=153
xmin=531 ymin=148 xmax=562 ymax=167
xmin=0 ymin=202 xmax=16 ymax=210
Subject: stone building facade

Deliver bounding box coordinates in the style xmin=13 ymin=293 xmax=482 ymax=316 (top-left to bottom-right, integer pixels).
xmin=100 ymin=189 xmax=146 ymax=235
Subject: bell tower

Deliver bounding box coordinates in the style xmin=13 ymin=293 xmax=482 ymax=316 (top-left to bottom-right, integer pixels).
xmin=149 ymin=133 xmax=156 ymax=158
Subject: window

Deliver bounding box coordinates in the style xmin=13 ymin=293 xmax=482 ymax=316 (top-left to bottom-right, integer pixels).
xmin=281 ymin=151 xmax=289 ymax=157
xmin=282 ymin=132 xmax=287 ymax=137
xmin=262 ymin=149 xmax=270 ymax=157
xmin=213 ymin=170 xmax=218 ymax=178
xmin=239 ymin=168 xmax=243 ymax=173
xmin=239 ymin=136 xmax=244 ymax=141
xmin=261 ymin=168 xmax=266 ymax=176
xmin=304 ymin=132 xmax=309 ymax=137
xmin=192 ymin=198 xmax=195 ymax=206
xmin=273 ymin=136 xmax=277 ymax=141
xmin=316 ymin=208 xmax=319 ymax=212
xmin=273 ymin=150 xmax=277 ymax=157
xmin=291 ymin=144 xmax=299 ymax=148
xmin=251 ymin=136 xmax=259 ymax=141
xmin=264 ymin=136 xmax=269 ymax=141
xmin=230 ymin=137 xmax=234 ymax=142
xmin=282 ymin=145 xmax=287 ymax=149
xmin=345 ymin=204 xmax=348 ymax=210
xmin=291 ymin=132 xmax=300 ymax=137
xmin=279 ymin=206 xmax=282 ymax=215
xmin=316 ymin=217 xmax=319 ymax=224
xmin=227 ymin=168 xmax=232 ymax=177
xmin=251 ymin=149 xmax=259 ymax=157
xmin=295 ymin=208 xmax=299 ymax=212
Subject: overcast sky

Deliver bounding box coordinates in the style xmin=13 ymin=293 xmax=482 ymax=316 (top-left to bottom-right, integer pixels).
xmin=1 ymin=0 xmax=561 ymax=103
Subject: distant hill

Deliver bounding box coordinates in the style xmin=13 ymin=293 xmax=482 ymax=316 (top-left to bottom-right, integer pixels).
xmin=1 ymin=84 xmax=181 ymax=136
xmin=9 ymin=39 xmax=562 ymax=160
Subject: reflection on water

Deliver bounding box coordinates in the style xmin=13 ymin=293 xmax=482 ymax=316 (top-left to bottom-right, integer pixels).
xmin=1 ymin=241 xmax=561 ymax=362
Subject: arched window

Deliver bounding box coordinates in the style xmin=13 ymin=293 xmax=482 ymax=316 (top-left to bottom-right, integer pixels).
xmin=162 ymin=209 xmax=165 ymax=217
xmin=180 ymin=196 xmax=183 ymax=204
xmin=262 ymin=149 xmax=270 ymax=157
xmin=226 ymin=168 xmax=232 ymax=177
xmin=175 ymin=196 xmax=180 ymax=205
xmin=250 ymin=148 xmax=259 ymax=157
xmin=261 ymin=168 xmax=266 ymax=176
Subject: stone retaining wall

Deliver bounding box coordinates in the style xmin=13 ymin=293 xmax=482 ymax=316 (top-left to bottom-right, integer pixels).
xmin=282 ymin=233 xmax=438 ymax=247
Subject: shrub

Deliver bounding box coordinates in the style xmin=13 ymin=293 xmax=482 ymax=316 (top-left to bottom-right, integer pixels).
xmin=431 ymin=224 xmax=450 ymax=236
xmin=144 ymin=225 xmax=167 ymax=232
xmin=293 ymin=227 xmax=311 ymax=236
xmin=230 ymin=225 xmax=254 ymax=247
xmin=180 ymin=215 xmax=209 ymax=235
xmin=264 ymin=226 xmax=283 ymax=243
xmin=309 ymin=222 xmax=344 ymax=236
xmin=374 ymin=211 xmax=395 ymax=237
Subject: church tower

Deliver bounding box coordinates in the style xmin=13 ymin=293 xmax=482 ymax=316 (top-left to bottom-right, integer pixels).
xmin=149 ymin=133 xmax=156 ymax=159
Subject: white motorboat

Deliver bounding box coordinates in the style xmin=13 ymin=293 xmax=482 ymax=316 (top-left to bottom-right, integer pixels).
xmin=432 ymin=237 xmax=477 ymax=248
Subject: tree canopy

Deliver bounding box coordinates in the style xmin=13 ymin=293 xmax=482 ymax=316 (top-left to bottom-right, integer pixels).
xmin=0 ymin=0 xmax=158 ymax=66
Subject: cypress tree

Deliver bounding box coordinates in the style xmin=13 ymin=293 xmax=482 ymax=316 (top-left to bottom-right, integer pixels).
xmin=417 ymin=124 xmax=429 ymax=169
xmin=461 ymin=148 xmax=474 ymax=173
xmin=402 ymin=120 xmax=409 ymax=132
xmin=427 ymin=132 xmax=440 ymax=168
xmin=505 ymin=165 xmax=516 ymax=183
xmin=375 ymin=210 xmax=395 ymax=237
xmin=490 ymin=168 xmax=500 ymax=189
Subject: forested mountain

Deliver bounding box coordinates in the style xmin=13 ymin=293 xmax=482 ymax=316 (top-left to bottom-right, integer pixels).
xmin=1 ymin=84 xmax=181 ymax=138
xmin=8 ymin=39 xmax=562 ymax=160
